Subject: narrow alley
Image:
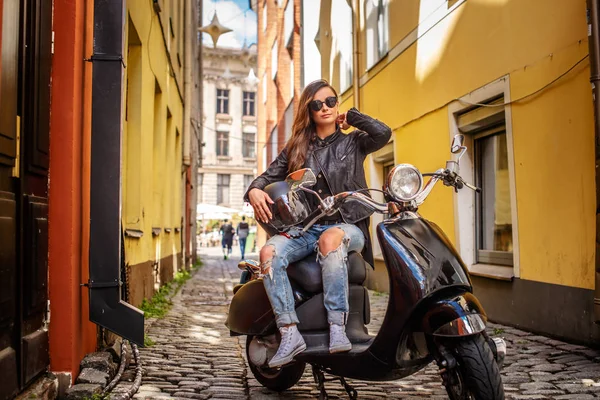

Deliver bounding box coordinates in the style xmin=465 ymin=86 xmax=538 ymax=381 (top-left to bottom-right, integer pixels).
xmin=121 ymin=247 xmax=600 ymax=399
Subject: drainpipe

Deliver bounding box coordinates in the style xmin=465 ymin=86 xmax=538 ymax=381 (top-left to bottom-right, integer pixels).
xmin=352 ymin=0 xmax=361 ymax=109
xmin=89 ymin=0 xmax=144 ymax=345
xmin=587 ymin=0 xmax=600 ymax=324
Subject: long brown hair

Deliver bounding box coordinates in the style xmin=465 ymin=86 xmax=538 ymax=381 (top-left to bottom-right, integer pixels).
xmin=285 ymin=79 xmax=338 ymax=172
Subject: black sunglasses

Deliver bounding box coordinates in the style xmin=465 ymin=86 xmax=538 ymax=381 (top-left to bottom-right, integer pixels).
xmin=309 ymin=96 xmax=338 ymax=112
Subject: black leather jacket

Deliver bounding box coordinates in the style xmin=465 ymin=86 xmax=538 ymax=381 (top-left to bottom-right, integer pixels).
xmin=245 ymin=107 xmax=391 ymax=224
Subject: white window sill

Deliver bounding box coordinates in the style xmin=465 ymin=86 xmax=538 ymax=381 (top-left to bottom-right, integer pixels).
xmin=468 ymin=264 xmax=514 ymax=281
xmin=373 ymin=257 xmax=513 ymax=281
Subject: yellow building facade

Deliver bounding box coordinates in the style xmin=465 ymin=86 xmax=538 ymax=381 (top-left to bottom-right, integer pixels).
xmin=122 ymin=0 xmax=186 ymax=306
xmin=317 ymin=0 xmax=598 ymax=344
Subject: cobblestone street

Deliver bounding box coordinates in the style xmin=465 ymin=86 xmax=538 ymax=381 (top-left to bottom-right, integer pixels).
xmin=130 ymin=247 xmax=600 ymax=399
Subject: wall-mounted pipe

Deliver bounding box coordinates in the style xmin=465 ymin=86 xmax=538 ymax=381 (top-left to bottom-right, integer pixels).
xmin=352 ymin=0 xmax=361 ymax=109
xmin=89 ymin=0 xmax=144 ymax=346
xmin=587 ymin=0 xmax=600 ymax=324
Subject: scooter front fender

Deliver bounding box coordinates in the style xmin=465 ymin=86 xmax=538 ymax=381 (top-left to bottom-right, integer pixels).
xmin=421 ymin=292 xmax=487 ymax=337
xmin=225 ymin=279 xmax=276 ymax=336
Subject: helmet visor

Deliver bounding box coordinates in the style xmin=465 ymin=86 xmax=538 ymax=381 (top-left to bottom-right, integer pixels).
xmin=269 ymin=190 xmax=310 ymax=230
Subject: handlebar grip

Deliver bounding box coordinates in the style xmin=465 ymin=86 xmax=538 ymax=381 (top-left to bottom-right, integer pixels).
xmin=463 ymin=181 xmax=481 ymax=193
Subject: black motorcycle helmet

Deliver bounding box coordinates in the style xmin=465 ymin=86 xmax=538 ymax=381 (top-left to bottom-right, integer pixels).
xmin=257 ymin=181 xmax=311 ymax=237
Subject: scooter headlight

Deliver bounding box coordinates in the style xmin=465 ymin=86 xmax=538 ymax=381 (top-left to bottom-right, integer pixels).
xmin=387 ymin=164 xmax=423 ymax=202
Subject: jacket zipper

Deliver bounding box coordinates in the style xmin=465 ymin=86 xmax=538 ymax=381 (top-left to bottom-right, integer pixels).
xmin=312 ymin=148 xmax=348 ymax=224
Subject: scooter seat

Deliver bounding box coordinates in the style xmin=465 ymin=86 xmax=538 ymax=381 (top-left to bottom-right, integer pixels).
xmin=286 ymin=251 xmax=367 ymax=293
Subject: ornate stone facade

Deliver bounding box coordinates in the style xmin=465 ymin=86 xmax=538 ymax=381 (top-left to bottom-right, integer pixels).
xmin=199 ymin=46 xmax=258 ymax=211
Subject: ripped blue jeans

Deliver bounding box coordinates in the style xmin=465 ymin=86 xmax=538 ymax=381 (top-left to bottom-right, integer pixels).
xmin=260 ymin=223 xmax=365 ymax=328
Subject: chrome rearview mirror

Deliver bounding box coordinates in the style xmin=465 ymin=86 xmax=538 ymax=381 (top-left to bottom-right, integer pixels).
xmin=450 ymin=134 xmax=467 ymax=167
xmin=451 ymin=134 xmax=465 ymax=154
xmin=285 ymin=168 xmax=317 ymax=191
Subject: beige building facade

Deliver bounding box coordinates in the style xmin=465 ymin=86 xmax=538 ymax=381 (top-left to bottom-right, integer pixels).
xmin=199 ymin=46 xmax=258 ymax=211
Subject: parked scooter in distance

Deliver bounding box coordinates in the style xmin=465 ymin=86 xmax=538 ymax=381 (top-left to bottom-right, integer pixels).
xmin=227 ymin=134 xmax=506 ymax=400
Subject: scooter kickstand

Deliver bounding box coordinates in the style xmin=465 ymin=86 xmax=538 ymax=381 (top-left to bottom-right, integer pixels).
xmin=311 ymin=365 xmax=358 ymax=400
xmin=312 ymin=366 xmax=328 ymax=400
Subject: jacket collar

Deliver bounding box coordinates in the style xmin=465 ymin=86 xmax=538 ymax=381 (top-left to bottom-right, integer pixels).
xmin=312 ymin=128 xmax=341 ymax=149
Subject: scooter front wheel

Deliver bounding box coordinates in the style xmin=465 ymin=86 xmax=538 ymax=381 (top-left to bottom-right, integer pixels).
xmin=444 ymin=334 xmax=504 ymax=400
xmin=246 ymin=335 xmax=306 ymax=392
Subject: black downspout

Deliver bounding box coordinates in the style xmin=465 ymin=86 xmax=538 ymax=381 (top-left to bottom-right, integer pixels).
xmin=587 ymin=0 xmax=600 ymax=324
xmin=89 ymin=0 xmax=144 ymax=345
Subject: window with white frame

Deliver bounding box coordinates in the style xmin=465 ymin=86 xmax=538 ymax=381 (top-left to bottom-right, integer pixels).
xmin=365 ymin=0 xmax=389 ymax=69
xmin=272 ymin=40 xmax=278 ymax=80
xmin=244 ymin=174 xmax=254 ymax=191
xmin=216 ymin=89 xmax=229 ymax=114
xmin=474 ymin=126 xmax=513 ymax=266
xmin=243 ymin=91 xmax=256 ymax=116
xmin=453 ymin=91 xmax=516 ymax=270
xmin=197 ymin=173 xmax=203 ymax=202
xmin=243 ymin=132 xmax=256 ymax=158
xmin=217 ymin=174 xmax=230 ymax=205
xmin=270 ymin=126 xmax=278 ymax=163
xmin=284 ymin=0 xmax=294 ymax=46
xmin=284 ymin=102 xmax=294 ymax=143
xmin=216 ymin=131 xmax=229 ymax=156
xmin=369 ymin=142 xmax=394 ymax=258
xmin=331 ymin=0 xmax=353 ymax=92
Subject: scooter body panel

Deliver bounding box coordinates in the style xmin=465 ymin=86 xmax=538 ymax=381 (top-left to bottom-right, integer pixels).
xmin=226 ymin=279 xmax=276 ymax=336
xmin=227 ymin=215 xmax=487 ymax=381
xmin=368 ymin=217 xmax=473 ymax=365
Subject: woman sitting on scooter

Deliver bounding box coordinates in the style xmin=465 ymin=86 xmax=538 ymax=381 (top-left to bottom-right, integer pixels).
xmin=245 ymin=79 xmax=391 ymax=368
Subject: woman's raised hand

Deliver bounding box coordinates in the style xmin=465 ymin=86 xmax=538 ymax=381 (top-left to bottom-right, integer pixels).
xmin=336 ymin=112 xmax=350 ymax=130
xmin=248 ymin=188 xmax=274 ymax=223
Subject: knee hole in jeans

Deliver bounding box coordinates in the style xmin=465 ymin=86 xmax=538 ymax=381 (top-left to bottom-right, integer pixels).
xmin=317 ymin=228 xmax=346 ymax=257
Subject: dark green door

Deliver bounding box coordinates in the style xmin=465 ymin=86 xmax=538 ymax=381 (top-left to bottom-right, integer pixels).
xmin=0 ymin=0 xmax=51 ymax=398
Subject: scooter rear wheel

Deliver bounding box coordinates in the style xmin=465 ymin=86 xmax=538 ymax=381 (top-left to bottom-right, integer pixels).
xmin=246 ymin=335 xmax=306 ymax=392
xmin=445 ymin=334 xmax=504 ymax=400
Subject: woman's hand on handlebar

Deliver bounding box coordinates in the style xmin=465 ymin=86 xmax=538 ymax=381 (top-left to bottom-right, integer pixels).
xmin=248 ymin=188 xmax=274 ymax=223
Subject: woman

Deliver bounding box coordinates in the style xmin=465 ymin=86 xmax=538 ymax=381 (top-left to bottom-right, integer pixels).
xmin=245 ymin=79 xmax=391 ymax=368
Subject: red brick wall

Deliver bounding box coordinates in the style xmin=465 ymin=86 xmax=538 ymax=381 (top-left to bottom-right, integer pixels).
xmin=257 ymin=0 xmax=302 ymax=170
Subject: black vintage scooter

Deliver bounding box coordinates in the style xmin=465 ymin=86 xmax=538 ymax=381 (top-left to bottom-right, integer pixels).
xmin=226 ymin=135 xmax=506 ymax=400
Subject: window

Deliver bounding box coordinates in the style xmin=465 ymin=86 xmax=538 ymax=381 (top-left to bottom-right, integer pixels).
xmin=272 ymin=40 xmax=278 ymax=80
xmin=197 ymin=173 xmax=203 ymax=202
xmin=216 ymin=89 xmax=229 ymax=114
xmin=365 ymin=0 xmax=389 ymax=69
xmin=331 ymin=0 xmax=353 ymax=92
xmin=244 ymin=174 xmax=254 ymax=191
xmin=243 ymin=91 xmax=256 ymax=116
xmin=217 ymin=174 xmax=230 ymax=205
xmin=474 ymin=127 xmax=513 ymax=266
xmin=284 ymin=0 xmax=294 ymax=45
xmin=270 ymin=126 xmax=278 ymax=163
xmin=243 ymin=132 xmax=256 ymax=158
xmin=290 ymin=60 xmax=294 ymax=99
xmin=284 ymin=102 xmax=294 ymax=143
xmin=216 ymin=131 xmax=229 ymax=156
xmin=451 ymin=82 xmax=518 ymax=279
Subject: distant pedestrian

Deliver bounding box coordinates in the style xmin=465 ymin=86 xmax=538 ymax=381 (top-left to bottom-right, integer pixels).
xmin=220 ymin=219 xmax=234 ymax=260
xmin=236 ymin=216 xmax=250 ymax=259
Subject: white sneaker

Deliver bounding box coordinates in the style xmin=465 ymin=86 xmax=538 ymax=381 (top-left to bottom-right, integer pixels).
xmin=329 ymin=324 xmax=352 ymax=353
xmin=268 ymin=325 xmax=307 ymax=368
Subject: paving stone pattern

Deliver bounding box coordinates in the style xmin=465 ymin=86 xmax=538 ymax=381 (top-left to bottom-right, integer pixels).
xmin=117 ymin=248 xmax=600 ymax=399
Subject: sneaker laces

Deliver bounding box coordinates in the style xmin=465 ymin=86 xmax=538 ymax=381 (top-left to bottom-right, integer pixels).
xmin=278 ymin=326 xmax=294 ymax=353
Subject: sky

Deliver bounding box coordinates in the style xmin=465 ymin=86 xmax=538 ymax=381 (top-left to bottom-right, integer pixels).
xmin=202 ymin=0 xmax=257 ymax=49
